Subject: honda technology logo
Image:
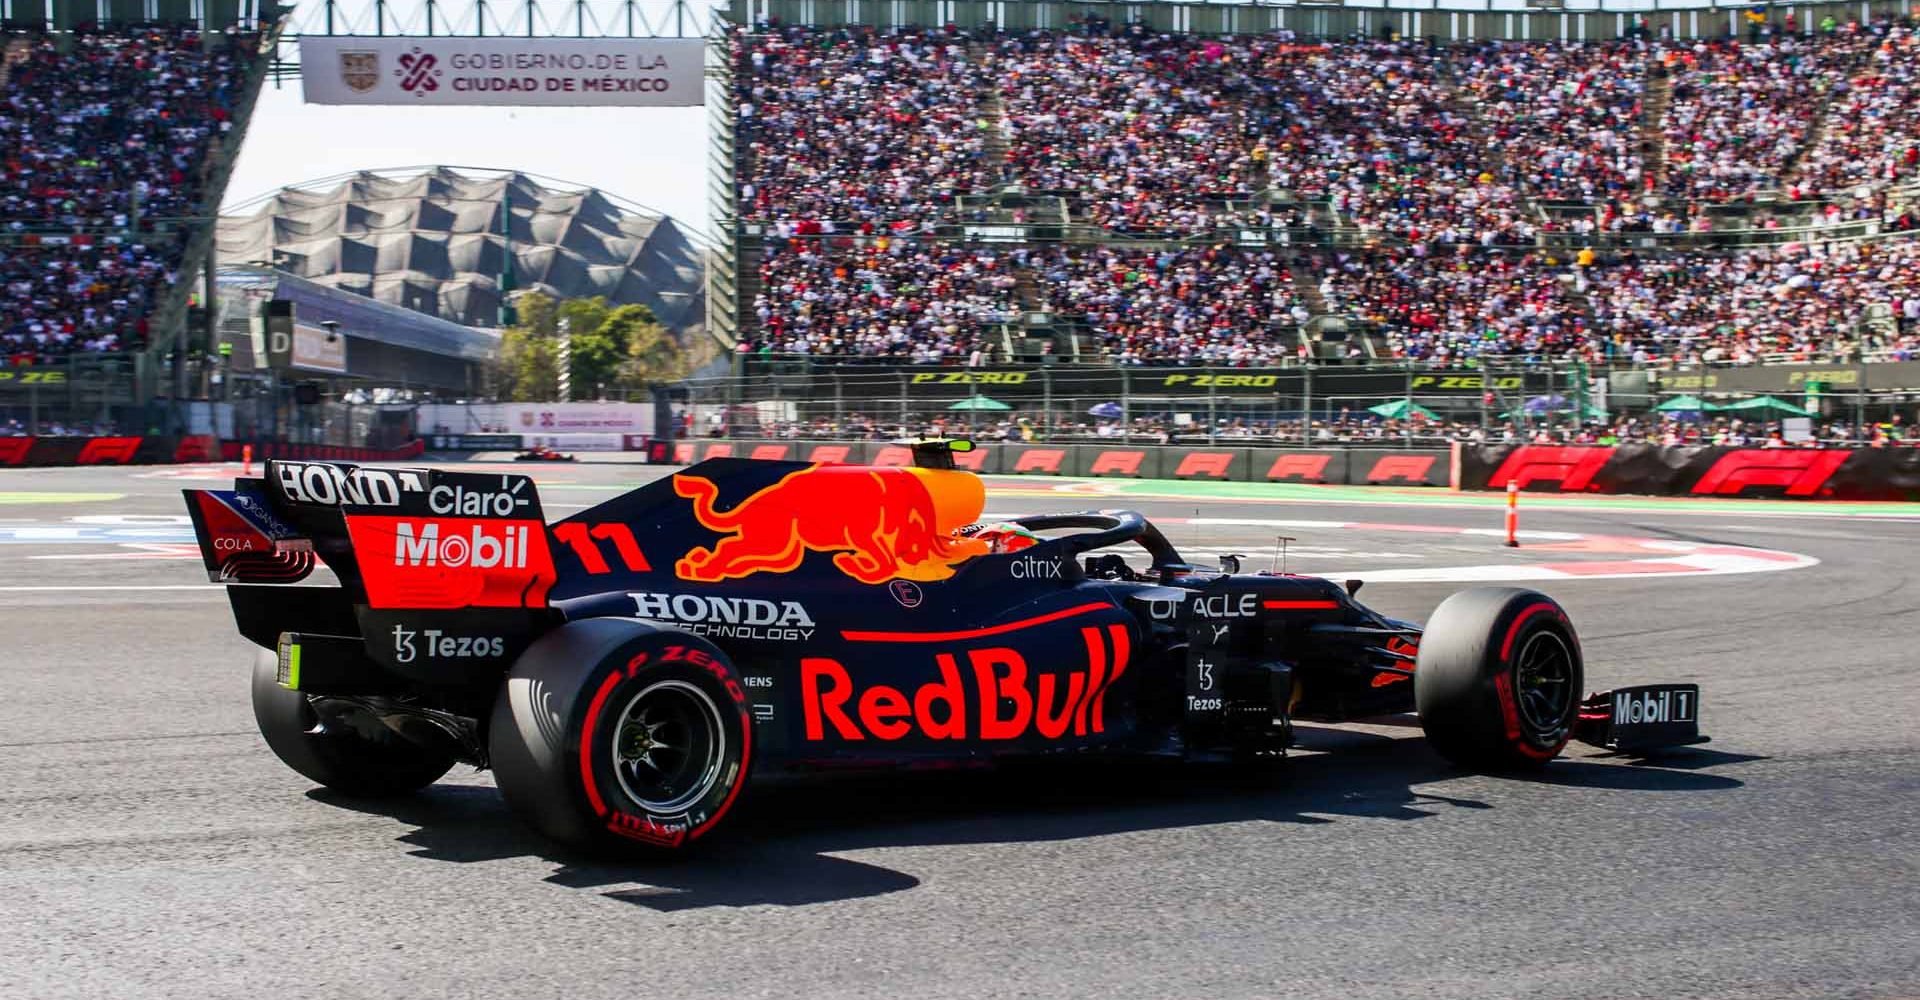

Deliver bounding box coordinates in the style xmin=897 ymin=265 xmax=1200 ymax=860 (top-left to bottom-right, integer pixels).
xmin=1615 ymin=687 xmax=1696 ymax=726
xmin=394 ymin=521 xmax=531 ymax=568
xmin=629 ymin=592 xmax=817 ymax=641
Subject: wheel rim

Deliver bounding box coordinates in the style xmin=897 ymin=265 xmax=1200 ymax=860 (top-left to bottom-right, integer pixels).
xmin=1512 ymin=630 xmax=1575 ymax=737
xmin=608 ymin=680 xmax=726 ymax=814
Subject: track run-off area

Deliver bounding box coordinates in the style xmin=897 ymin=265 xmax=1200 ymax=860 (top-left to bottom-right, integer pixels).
xmin=1 ymin=461 xmax=1917 ymax=1000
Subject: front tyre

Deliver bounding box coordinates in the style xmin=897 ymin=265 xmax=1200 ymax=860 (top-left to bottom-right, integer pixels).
xmin=1415 ymin=588 xmax=1584 ymax=770
xmin=488 ymin=619 xmax=752 ymax=853
xmin=250 ymin=649 xmax=455 ymax=796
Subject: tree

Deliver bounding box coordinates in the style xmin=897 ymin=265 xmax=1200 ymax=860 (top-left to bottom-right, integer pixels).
xmin=485 ymin=291 xmax=688 ymax=401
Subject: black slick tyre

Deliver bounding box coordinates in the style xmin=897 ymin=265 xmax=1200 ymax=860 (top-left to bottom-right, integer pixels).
xmin=250 ymin=649 xmax=455 ymax=796
xmin=1414 ymin=587 xmax=1584 ymax=770
xmin=488 ymin=618 xmax=752 ymax=853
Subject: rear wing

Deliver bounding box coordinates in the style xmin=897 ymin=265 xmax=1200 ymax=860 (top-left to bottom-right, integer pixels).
xmin=184 ymin=459 xmax=556 ymax=609
xmin=184 ymin=461 xmax=563 ymax=680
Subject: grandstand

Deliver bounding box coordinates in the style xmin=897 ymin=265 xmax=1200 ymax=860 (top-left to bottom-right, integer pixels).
xmin=1 ymin=12 xmax=272 ymax=419
xmin=712 ymin=0 xmax=1920 ymax=370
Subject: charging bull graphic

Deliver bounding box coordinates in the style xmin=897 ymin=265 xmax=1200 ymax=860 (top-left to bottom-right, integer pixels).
xmin=674 ymin=464 xmax=990 ymax=584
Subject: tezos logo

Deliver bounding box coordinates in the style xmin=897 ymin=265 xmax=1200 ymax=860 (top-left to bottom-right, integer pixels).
xmin=889 ymin=580 xmax=924 ymax=608
xmin=394 ymin=623 xmax=504 ymax=661
xmin=393 ymin=521 xmax=530 ymax=568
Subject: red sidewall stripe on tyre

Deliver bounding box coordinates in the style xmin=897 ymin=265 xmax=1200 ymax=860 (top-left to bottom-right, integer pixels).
xmin=575 ymin=649 xmax=754 ymax=843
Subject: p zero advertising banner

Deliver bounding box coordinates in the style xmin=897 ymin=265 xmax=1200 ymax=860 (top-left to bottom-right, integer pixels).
xmin=300 ymin=37 xmax=705 ymax=107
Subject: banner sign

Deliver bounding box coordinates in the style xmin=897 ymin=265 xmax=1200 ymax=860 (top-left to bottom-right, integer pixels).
xmin=300 ymin=37 xmax=705 ymax=107
xmin=1653 ymin=361 xmax=1920 ymax=394
xmin=1457 ymin=443 xmax=1920 ymax=500
xmin=735 ymin=363 xmax=1567 ymax=402
xmin=418 ymin=402 xmax=654 ymax=434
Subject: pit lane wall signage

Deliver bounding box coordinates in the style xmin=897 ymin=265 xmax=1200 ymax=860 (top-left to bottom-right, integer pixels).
xmin=666 ymin=440 xmax=1454 ymax=487
xmin=1457 ymin=443 xmax=1920 ymax=500
xmin=300 ymin=37 xmax=704 ymax=107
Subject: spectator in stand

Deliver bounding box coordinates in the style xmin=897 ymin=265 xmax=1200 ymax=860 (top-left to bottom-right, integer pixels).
xmin=0 ymin=25 xmax=254 ymax=365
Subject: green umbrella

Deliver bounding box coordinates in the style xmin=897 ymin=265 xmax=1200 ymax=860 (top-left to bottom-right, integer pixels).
xmin=1710 ymin=395 xmax=1812 ymax=418
xmin=947 ymin=395 xmax=1011 ymax=412
xmin=1655 ymin=395 xmax=1708 ymax=412
xmin=1367 ymin=400 xmax=1437 ymax=420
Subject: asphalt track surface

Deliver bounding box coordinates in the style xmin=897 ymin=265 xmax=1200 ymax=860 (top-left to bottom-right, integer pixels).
xmin=2 ymin=462 xmax=1918 ymax=1000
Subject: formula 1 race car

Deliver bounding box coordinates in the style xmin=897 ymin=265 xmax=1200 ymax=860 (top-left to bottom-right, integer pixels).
xmin=182 ymin=441 xmax=1704 ymax=852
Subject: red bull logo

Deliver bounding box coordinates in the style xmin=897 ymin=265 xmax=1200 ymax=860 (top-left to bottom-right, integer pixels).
xmin=675 ymin=464 xmax=988 ymax=584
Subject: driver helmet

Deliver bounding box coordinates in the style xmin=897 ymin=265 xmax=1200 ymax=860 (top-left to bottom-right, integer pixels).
xmin=970 ymin=522 xmax=1041 ymax=554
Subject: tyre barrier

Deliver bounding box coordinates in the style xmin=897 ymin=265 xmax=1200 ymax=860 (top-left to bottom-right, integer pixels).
xmin=0 ymin=434 xmax=219 ymax=467
xmin=668 ymin=440 xmax=1455 ymax=488
xmin=1456 ymin=442 xmax=1920 ymax=500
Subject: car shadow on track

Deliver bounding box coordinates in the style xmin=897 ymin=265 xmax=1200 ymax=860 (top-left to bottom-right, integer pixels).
xmin=310 ymin=731 xmax=1743 ymax=912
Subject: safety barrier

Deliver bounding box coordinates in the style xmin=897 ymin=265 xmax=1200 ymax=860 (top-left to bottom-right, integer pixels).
xmin=669 ymin=439 xmax=1455 ymax=487
xmin=1455 ymin=443 xmax=1920 ymax=501
xmin=217 ymin=440 xmax=427 ymax=463
xmin=0 ymin=435 xmax=219 ymax=467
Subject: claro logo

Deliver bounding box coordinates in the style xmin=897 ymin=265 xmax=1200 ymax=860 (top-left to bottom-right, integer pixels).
xmin=802 ymin=625 xmax=1130 ymax=742
xmin=394 ymin=521 xmax=531 ymax=568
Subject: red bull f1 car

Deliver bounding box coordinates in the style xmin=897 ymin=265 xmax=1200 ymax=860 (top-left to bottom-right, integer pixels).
xmin=182 ymin=442 xmax=1704 ymax=852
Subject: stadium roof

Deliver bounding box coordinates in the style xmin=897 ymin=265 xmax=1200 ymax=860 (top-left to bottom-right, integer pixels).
xmin=217 ymin=166 xmax=704 ymax=332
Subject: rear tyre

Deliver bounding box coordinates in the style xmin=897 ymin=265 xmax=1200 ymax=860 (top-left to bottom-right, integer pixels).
xmin=489 ymin=619 xmax=752 ymax=853
xmin=1414 ymin=588 xmax=1584 ymax=770
xmin=250 ymin=649 xmax=455 ymax=796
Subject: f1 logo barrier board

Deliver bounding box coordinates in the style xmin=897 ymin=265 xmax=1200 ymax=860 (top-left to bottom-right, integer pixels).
xmin=1457 ymin=443 xmax=1920 ymax=500
xmin=0 ymin=435 xmax=218 ymax=467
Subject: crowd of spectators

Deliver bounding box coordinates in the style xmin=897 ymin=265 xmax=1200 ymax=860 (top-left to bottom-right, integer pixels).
xmin=736 ymin=26 xmax=995 ymax=226
xmin=1314 ymin=247 xmax=1588 ymax=361
xmin=1585 ymin=240 xmax=1920 ymax=364
xmin=1 ymin=25 xmax=254 ymax=365
xmin=732 ymin=20 xmax=1920 ymax=363
xmin=1033 ymin=245 xmax=1304 ymax=365
xmin=752 ymin=236 xmax=1019 ymax=361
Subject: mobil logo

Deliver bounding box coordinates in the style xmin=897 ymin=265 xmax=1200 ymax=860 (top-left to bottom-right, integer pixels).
xmin=346 ymin=514 xmax=555 ymax=609
xmin=393 ymin=519 xmax=531 ymax=568
xmin=801 ymin=624 xmax=1132 ymax=742
xmin=674 ymin=464 xmax=989 ymax=584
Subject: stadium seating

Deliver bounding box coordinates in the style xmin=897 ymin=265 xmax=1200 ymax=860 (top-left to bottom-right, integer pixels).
xmin=731 ymin=19 xmax=1920 ymax=364
xmin=0 ymin=26 xmax=255 ymax=365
